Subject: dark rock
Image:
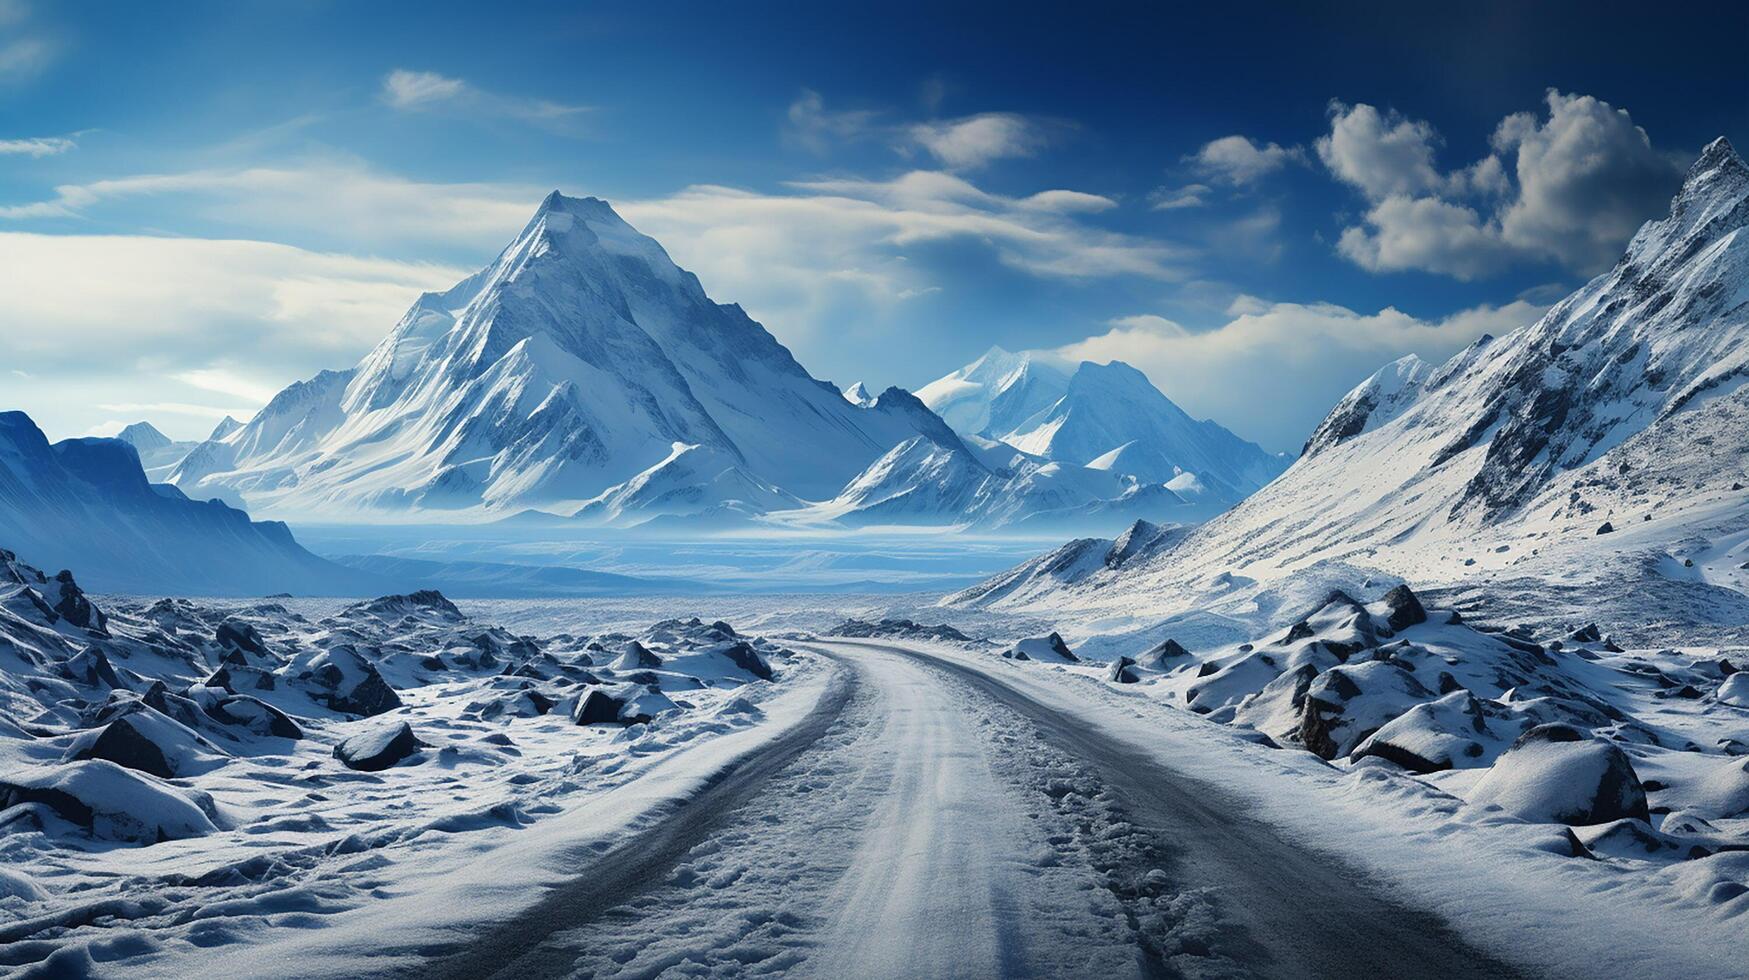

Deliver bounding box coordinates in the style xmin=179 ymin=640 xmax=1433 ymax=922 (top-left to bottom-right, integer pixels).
xmin=333 ymin=723 xmax=424 ymax=771
xmin=1378 ymin=584 xmax=1428 ymax=631
xmin=1134 ymin=638 xmax=1190 ymax=671
xmin=572 ymin=689 xmax=623 ymax=725
xmin=215 ymin=619 xmax=268 ymax=657
xmin=1596 ymin=522 xmax=1615 ymax=535
xmin=50 ymin=570 xmax=108 ymax=635
xmin=204 ymin=694 xmax=304 ymax=739
xmin=611 ymin=641 xmax=663 ymax=670
xmin=718 ymin=641 xmax=774 ymax=681
xmin=70 ymin=716 xmax=175 ymax=777
xmin=62 ymin=646 xmax=121 ymax=689
xmin=300 ymin=647 xmax=401 ymax=717
xmin=1106 ymin=656 xmax=1140 ymax=684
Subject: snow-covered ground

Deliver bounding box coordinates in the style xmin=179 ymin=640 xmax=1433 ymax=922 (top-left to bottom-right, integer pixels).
xmin=0 ymin=553 xmax=826 ymax=978
xmin=5 ymin=542 xmax=1748 ymax=977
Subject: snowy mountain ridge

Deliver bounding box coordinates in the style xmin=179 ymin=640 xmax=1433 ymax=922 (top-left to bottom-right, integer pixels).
xmin=953 ymin=137 xmax=1749 ymax=617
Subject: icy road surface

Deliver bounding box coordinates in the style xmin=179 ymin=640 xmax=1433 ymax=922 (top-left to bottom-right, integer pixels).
xmin=424 ymin=641 xmax=1518 ymax=980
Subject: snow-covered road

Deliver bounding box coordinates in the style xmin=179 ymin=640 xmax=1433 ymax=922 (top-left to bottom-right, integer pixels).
xmin=423 ymin=640 xmax=1519 ymax=979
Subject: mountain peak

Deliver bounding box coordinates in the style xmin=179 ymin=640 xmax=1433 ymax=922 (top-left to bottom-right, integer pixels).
xmin=116 ymin=421 xmax=171 ymax=451
xmin=1673 ymin=135 xmax=1748 ymax=209
xmin=1692 ymin=136 xmax=1743 ymax=177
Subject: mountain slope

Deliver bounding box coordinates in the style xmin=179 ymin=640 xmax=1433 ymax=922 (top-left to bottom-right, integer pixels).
xmin=173 ymin=193 xmax=947 ymax=521
xmin=953 ymin=137 xmax=1749 ymax=616
xmin=0 ymin=411 xmax=373 ymax=595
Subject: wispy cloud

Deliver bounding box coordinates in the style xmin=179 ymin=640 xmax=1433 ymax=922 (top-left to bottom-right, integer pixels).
xmin=0 ymin=1 xmax=58 ymax=82
xmin=785 ymin=90 xmax=1061 ymax=170
xmin=620 ymin=169 xmax=1192 ymax=349
xmin=0 ymin=162 xmax=541 ymax=249
xmin=379 ymin=68 xmax=589 ymax=134
xmin=0 ymin=134 xmax=72 ymax=156
xmin=0 ymin=231 xmax=468 ymax=379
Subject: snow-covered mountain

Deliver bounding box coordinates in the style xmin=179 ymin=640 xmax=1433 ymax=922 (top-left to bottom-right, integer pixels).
xmin=1004 ymin=360 xmax=1286 ymax=496
xmin=917 ymin=346 xmax=1074 ymax=440
xmin=171 ymin=193 xmax=955 ymax=523
xmin=0 ymin=411 xmax=372 ymax=595
xmin=920 ymin=348 xmax=1288 ymax=507
xmin=954 ymin=137 xmax=1749 ymax=616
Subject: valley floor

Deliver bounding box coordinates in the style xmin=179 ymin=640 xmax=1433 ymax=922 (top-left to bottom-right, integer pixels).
xmin=6 ymin=590 xmax=1747 ymax=978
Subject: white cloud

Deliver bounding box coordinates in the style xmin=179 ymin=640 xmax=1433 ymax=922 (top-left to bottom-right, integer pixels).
xmin=1316 ymin=102 xmax=1446 ymax=200
xmin=1335 ymin=195 xmax=1508 ymax=279
xmin=0 ymin=135 xmax=72 ymax=156
xmin=1320 ymin=92 xmax=1685 ymax=279
xmin=1057 ymin=295 xmax=1549 ymax=450
xmin=0 ymin=163 xmax=541 ymax=248
xmin=0 ymin=231 xmax=471 ymax=439
xmin=1190 ymin=135 xmax=1305 ymax=184
xmin=1493 ymin=90 xmax=1685 ymax=271
xmin=379 ymin=68 xmax=588 ymax=132
xmin=0 ymin=232 xmax=465 ymax=372
xmin=909 ymin=112 xmax=1047 ymax=168
xmin=381 ymin=69 xmax=466 ymax=108
xmin=1150 ymin=183 xmax=1210 ymax=210
xmin=172 ymin=368 xmax=284 ymax=404
xmin=1019 ymin=189 xmax=1118 ymax=213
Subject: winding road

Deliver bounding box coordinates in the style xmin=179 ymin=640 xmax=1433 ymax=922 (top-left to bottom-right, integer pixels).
xmin=425 ymin=640 xmax=1524 ymax=980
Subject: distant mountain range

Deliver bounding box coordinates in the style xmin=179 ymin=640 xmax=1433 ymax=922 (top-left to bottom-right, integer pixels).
xmin=0 ymin=411 xmax=371 ymax=595
xmin=153 ymin=192 xmax=1283 ymax=532
xmin=951 ymin=137 xmax=1749 ymax=622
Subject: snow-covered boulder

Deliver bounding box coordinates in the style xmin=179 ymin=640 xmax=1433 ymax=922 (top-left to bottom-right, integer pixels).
xmin=64 ymin=709 xmax=221 ymax=778
xmin=713 ymin=640 xmax=774 ymax=681
xmin=0 ymin=761 xmax=217 ymax=843
xmin=333 ymin=722 xmax=425 ymax=772
xmin=1351 ymin=691 xmax=1496 ymax=773
xmin=609 ymin=641 xmax=663 ymax=671
xmin=1106 ymin=656 xmax=1140 ymax=684
xmin=1373 ymin=584 xmax=1427 ymax=633
xmin=46 ymin=569 xmax=107 ymax=636
xmin=1008 ymin=632 xmax=1078 ymax=663
xmin=1134 ymin=638 xmax=1190 ymax=671
xmin=294 ymin=647 xmax=402 ymax=716
xmin=1297 ymin=661 xmax=1437 ymax=760
xmin=1717 ymin=672 xmax=1749 ymax=707
xmin=194 ymin=690 xmax=304 ymax=740
xmin=1469 ymin=724 xmax=1649 ymax=826
xmin=469 ymin=688 xmax=557 ymax=720
xmin=571 ymin=683 xmax=679 ymax=726
xmin=1684 ymin=756 xmax=1749 ymax=819
xmin=214 ymin=618 xmax=268 ymax=658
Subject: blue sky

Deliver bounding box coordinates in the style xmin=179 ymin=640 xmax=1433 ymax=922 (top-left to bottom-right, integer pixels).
xmin=2 ymin=0 xmax=1744 ymax=451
